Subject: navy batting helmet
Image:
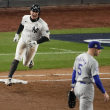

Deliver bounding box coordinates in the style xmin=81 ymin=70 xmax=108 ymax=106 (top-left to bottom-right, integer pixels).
xmin=30 ymin=4 xmax=40 ymax=14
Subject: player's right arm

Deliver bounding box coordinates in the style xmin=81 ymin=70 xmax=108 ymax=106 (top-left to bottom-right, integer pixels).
xmin=103 ymin=92 xmax=109 ymax=102
xmin=91 ymin=60 xmax=109 ymax=102
xmin=13 ymin=16 xmax=25 ymax=42
xmin=13 ymin=23 xmax=24 ymax=42
xmin=16 ymin=23 xmax=24 ymax=34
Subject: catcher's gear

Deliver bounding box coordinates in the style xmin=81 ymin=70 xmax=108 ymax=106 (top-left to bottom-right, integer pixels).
xmin=68 ymin=91 xmax=76 ymax=108
xmin=13 ymin=33 xmax=19 ymax=42
xmin=27 ymin=41 xmax=37 ymax=48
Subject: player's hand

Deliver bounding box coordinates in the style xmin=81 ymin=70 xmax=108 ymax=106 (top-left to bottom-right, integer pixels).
xmin=71 ymin=88 xmax=74 ymax=92
xmin=103 ymin=92 xmax=109 ymax=102
xmin=27 ymin=41 xmax=37 ymax=48
xmin=13 ymin=33 xmax=19 ymax=42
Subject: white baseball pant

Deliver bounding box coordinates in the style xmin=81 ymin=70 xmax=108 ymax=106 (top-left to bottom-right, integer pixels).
xmin=15 ymin=38 xmax=39 ymax=66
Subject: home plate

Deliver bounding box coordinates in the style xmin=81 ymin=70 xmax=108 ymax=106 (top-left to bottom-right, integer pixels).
xmin=0 ymin=79 xmax=28 ymax=85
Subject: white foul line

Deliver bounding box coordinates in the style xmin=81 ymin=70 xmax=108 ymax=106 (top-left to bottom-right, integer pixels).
xmin=0 ymin=73 xmax=109 ymax=78
xmin=29 ymin=78 xmax=110 ymax=82
xmin=29 ymin=79 xmax=71 ymax=82
xmin=0 ymin=48 xmax=84 ymax=56
xmin=31 ymin=78 xmax=110 ymax=82
xmin=0 ymin=51 xmax=82 ymax=56
xmin=100 ymin=78 xmax=110 ymax=79
xmin=0 ymin=74 xmax=72 ymax=78
xmin=99 ymin=73 xmax=110 ymax=74
xmin=0 ymin=73 xmax=110 ymax=82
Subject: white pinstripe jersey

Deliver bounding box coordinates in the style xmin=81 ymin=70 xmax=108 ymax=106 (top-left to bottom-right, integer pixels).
xmin=73 ymin=53 xmax=99 ymax=83
xmin=20 ymin=15 xmax=50 ymax=42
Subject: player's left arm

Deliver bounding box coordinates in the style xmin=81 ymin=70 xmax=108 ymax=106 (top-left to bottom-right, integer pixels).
xmin=28 ymin=35 xmax=49 ymax=48
xmin=16 ymin=23 xmax=24 ymax=34
xmin=71 ymin=58 xmax=77 ymax=90
xmin=68 ymin=69 xmax=76 ymax=108
xmin=37 ymin=35 xmax=49 ymax=44
xmin=37 ymin=23 xmax=50 ymax=44
xmin=71 ymin=70 xmax=76 ymax=89
xmin=71 ymin=69 xmax=76 ymax=92
xmin=29 ymin=23 xmax=50 ymax=46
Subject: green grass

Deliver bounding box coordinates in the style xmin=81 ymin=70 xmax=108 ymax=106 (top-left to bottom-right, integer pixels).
xmin=0 ymin=27 xmax=110 ymax=72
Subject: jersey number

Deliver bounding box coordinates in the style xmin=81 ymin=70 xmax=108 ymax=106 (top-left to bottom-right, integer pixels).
xmin=78 ymin=64 xmax=83 ymax=75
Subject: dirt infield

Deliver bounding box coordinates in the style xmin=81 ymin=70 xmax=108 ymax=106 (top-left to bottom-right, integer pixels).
xmin=0 ymin=4 xmax=110 ymax=110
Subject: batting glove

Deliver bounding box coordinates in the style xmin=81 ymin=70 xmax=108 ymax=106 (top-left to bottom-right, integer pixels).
xmin=13 ymin=33 xmax=19 ymax=42
xmin=27 ymin=41 xmax=37 ymax=48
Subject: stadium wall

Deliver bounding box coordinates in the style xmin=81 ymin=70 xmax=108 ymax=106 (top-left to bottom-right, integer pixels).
xmin=83 ymin=0 xmax=110 ymax=4
xmin=0 ymin=0 xmax=110 ymax=8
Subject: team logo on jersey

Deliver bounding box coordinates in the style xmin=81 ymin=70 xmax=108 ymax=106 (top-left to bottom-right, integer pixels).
xmin=32 ymin=26 xmax=39 ymax=33
xmin=95 ymin=67 xmax=98 ymax=71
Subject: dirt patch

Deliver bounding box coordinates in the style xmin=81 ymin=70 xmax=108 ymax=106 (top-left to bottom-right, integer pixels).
xmin=1 ymin=4 xmax=110 ymax=32
xmin=0 ymin=4 xmax=110 ymax=110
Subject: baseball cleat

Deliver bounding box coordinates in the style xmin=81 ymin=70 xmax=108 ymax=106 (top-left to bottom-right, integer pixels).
xmin=6 ymin=78 xmax=12 ymax=86
xmin=28 ymin=60 xmax=34 ymax=68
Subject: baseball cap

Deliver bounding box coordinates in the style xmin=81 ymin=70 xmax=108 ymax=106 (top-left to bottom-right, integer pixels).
xmin=88 ymin=41 xmax=104 ymax=49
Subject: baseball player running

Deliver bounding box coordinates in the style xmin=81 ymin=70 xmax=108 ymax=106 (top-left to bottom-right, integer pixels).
xmin=6 ymin=4 xmax=50 ymax=86
xmin=71 ymin=41 xmax=109 ymax=110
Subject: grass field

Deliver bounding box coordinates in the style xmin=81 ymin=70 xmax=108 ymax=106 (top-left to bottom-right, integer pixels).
xmin=0 ymin=27 xmax=110 ymax=72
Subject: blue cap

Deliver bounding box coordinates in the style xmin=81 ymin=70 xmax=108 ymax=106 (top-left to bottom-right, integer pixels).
xmin=88 ymin=41 xmax=104 ymax=49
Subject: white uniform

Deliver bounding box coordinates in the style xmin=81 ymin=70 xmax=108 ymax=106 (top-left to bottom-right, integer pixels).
xmin=15 ymin=15 xmax=50 ymax=66
xmin=73 ymin=53 xmax=99 ymax=110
